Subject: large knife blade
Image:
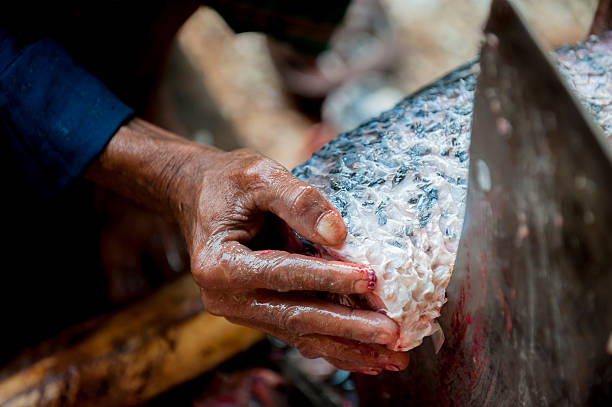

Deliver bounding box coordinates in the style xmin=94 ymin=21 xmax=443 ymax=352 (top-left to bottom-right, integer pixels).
xmin=448 ymin=0 xmax=612 ymax=404
xmin=355 ymin=0 xmax=612 ymax=405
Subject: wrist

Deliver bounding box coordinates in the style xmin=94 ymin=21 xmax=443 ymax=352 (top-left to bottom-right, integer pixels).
xmin=86 ymin=118 xmax=222 ymax=224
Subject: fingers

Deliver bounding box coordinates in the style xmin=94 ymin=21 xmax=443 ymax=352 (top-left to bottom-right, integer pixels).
xmin=226 ymin=316 xmax=409 ymax=373
xmin=290 ymin=336 xmax=410 ymax=372
xmin=253 ymin=165 xmax=346 ymax=247
xmin=194 ymin=242 xmax=376 ymax=294
xmin=204 ymin=290 xmax=398 ymax=346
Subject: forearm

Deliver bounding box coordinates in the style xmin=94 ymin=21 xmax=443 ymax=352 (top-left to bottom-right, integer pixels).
xmin=85 ymin=117 xmax=218 ymax=222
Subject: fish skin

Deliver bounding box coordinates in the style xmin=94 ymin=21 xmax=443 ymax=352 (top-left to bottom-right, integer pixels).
xmin=292 ymin=31 xmax=612 ymax=352
xmin=556 ymin=32 xmax=612 ymax=142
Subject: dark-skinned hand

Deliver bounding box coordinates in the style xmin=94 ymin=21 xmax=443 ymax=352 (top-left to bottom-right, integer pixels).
xmin=87 ymin=118 xmax=410 ymax=374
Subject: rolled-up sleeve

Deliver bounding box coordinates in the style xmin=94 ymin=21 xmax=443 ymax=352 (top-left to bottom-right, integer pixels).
xmin=0 ymin=28 xmax=133 ymax=196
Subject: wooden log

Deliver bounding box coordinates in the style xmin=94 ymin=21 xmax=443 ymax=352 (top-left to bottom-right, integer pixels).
xmin=0 ymin=275 xmax=264 ymax=407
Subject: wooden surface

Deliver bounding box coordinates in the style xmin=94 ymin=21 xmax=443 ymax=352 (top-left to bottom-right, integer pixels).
xmin=0 ymin=276 xmax=264 ymax=407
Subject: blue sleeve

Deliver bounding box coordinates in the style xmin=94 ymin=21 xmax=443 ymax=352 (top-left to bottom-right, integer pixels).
xmin=0 ymin=29 xmax=134 ymax=196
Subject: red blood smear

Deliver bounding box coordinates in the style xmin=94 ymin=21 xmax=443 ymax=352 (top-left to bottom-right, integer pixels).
xmin=436 ymin=252 xmax=491 ymax=405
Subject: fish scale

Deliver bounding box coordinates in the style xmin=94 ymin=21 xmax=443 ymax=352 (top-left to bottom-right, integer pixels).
xmin=292 ymin=31 xmax=612 ymax=351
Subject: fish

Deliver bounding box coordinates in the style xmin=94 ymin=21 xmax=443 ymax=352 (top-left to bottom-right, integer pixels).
xmin=292 ymin=30 xmax=612 ymax=352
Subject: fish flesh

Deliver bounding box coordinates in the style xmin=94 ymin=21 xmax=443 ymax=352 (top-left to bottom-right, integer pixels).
xmin=292 ymin=31 xmax=612 ymax=351
xmin=556 ymin=32 xmax=612 ymax=141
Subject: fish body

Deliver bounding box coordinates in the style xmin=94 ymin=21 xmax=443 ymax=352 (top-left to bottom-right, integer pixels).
xmin=292 ymin=31 xmax=612 ymax=351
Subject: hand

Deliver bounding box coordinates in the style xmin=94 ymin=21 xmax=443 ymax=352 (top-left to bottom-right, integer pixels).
xmin=176 ymin=149 xmax=409 ymax=374
xmin=87 ymin=119 xmax=410 ymax=374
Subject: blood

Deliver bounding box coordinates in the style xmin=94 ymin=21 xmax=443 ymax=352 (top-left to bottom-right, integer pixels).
xmin=436 ymin=251 xmax=492 ymax=406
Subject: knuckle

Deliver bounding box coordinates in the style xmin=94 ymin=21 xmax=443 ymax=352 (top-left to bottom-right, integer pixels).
xmin=206 ymin=305 xmax=223 ymax=317
xmin=191 ymin=251 xmax=211 ymax=287
xmin=227 ymin=150 xmax=286 ymax=192
xmin=217 ymin=243 xmax=251 ymax=288
xmin=200 ymin=291 xmax=221 ymax=315
xmin=262 ymin=253 xmax=291 ymax=291
xmin=200 ymin=290 xmax=238 ymax=318
xmin=198 ymin=242 xmax=270 ymax=291
xmin=191 ymin=247 xmax=220 ymax=288
xmin=278 ymin=307 xmax=303 ymax=332
xmin=289 ymin=185 xmax=322 ymax=214
xmin=223 ymin=150 xmax=259 ymax=182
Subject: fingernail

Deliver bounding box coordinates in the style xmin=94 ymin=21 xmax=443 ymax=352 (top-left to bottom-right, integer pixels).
xmin=375 ymin=330 xmax=395 ymax=345
xmin=353 ymin=267 xmax=376 ymax=293
xmin=386 ymin=364 xmax=401 ymax=372
xmin=359 ymin=266 xmax=377 ymax=290
xmin=317 ymin=211 xmax=343 ymax=244
xmin=367 ymin=268 xmax=377 ymax=290
xmin=362 ymin=369 xmax=381 ymax=375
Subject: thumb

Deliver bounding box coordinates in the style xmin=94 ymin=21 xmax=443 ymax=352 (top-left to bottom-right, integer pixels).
xmin=257 ymin=168 xmax=346 ymax=247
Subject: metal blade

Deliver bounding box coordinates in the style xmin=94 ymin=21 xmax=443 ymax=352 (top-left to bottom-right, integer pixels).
xmin=448 ymin=0 xmax=612 ymax=403
xmin=356 ymin=0 xmax=612 ymax=405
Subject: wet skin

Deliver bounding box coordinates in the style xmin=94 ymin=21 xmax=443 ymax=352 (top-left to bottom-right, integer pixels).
xmin=86 ymin=118 xmax=410 ymax=373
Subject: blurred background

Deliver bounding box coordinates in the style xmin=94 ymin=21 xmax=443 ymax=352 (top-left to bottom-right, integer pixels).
xmin=151 ymin=0 xmax=598 ymax=169
xmin=0 ymin=1 xmax=603 ymax=406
